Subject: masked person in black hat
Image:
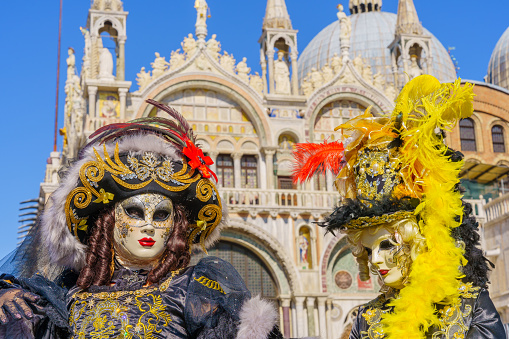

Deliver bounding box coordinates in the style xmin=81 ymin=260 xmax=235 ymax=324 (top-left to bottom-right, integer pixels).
xmin=293 ymin=75 xmax=505 ymax=338
xmin=0 ymin=100 xmax=283 ymax=339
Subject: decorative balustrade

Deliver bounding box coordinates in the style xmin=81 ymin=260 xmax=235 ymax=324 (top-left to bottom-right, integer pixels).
xmin=86 ymin=117 xmax=125 ymax=132
xmin=484 ymin=193 xmax=509 ymax=223
xmin=464 ymin=198 xmax=486 ymax=223
xmin=220 ymin=188 xmax=340 ymax=216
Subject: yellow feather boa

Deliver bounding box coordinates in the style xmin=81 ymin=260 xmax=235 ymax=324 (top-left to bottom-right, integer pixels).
xmin=380 ymin=75 xmax=474 ymax=338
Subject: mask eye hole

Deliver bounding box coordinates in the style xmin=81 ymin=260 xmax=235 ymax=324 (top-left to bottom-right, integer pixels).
xmin=125 ymin=207 xmax=144 ymax=220
xmin=379 ymin=239 xmax=395 ymax=250
xmin=153 ymin=210 xmax=170 ymax=221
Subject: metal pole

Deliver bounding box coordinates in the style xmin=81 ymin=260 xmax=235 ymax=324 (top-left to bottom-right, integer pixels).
xmin=53 ymin=0 xmax=63 ymax=152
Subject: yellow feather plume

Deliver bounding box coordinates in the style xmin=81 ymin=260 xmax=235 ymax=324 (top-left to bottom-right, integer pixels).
xmin=379 ymin=76 xmax=474 ymax=338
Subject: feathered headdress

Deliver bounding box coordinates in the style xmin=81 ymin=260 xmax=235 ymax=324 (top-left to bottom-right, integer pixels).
xmin=293 ymin=75 xmax=475 ymax=338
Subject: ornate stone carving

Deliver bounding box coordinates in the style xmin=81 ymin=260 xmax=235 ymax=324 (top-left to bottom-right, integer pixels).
xmin=249 ymin=72 xmax=264 ymax=96
xmin=337 ymin=5 xmax=351 ymax=45
xmin=362 ymin=63 xmax=373 ymax=84
xmin=353 ymin=54 xmax=364 ymax=74
xmin=151 ymin=52 xmax=169 ymax=79
xmin=92 ymin=0 xmax=123 ymax=11
xmin=182 ymin=34 xmax=197 ymax=59
xmin=301 ymin=78 xmax=313 ymax=97
xmin=339 ymin=66 xmax=356 ymax=84
xmin=409 ymin=55 xmax=423 ymax=79
xmin=99 ymin=47 xmax=114 ymax=80
xmin=80 ymin=27 xmax=91 ymax=79
xmin=321 ymin=63 xmax=334 ymax=83
xmin=194 ymin=0 xmax=208 ymax=27
xmin=236 ymin=57 xmax=251 ymax=83
xmin=196 ymin=53 xmax=212 ymax=71
xmin=310 ymin=67 xmax=323 ymax=90
xmin=331 ymin=53 xmax=343 ymax=74
xmin=373 ymin=72 xmax=385 ymax=91
xmin=206 ymin=34 xmax=221 ymax=60
xmin=220 ymin=51 xmax=236 ymax=73
xmin=274 ymin=51 xmax=291 ymax=95
xmin=136 ymin=67 xmax=152 ymax=91
xmin=384 ymin=83 xmax=397 ymax=101
xmin=169 ymin=49 xmax=185 ymax=71
xmin=66 ymin=47 xmax=76 ymax=79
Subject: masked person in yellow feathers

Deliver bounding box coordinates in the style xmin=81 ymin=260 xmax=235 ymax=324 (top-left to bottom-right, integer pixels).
xmin=292 ymin=75 xmax=505 ymax=338
xmin=0 ymin=100 xmax=283 ymax=339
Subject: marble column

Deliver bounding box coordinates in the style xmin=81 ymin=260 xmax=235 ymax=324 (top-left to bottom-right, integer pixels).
xmin=267 ymin=49 xmax=275 ymax=94
xmin=118 ymin=88 xmax=128 ymax=120
xmin=290 ymin=51 xmax=299 ymax=95
xmin=117 ymin=38 xmax=126 ymax=81
xmin=326 ymin=170 xmax=334 ymax=192
xmin=280 ymin=297 xmax=292 ymax=337
xmin=232 ymin=152 xmax=242 ymax=189
xmin=326 ymin=299 xmax=333 ymax=339
xmin=208 ymin=151 xmax=218 ymax=174
xmin=263 ymin=149 xmax=275 ymax=190
xmin=294 ymin=297 xmax=306 ymax=337
xmin=317 ymin=297 xmax=328 ymax=339
xmin=306 ymin=297 xmax=316 ymax=337
xmin=260 ymin=49 xmax=268 ymax=95
xmin=88 ymin=86 xmax=98 ymax=120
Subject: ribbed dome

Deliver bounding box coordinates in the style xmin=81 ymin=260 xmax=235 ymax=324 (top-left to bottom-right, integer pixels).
xmin=487 ymin=27 xmax=509 ymax=90
xmin=297 ymin=11 xmax=456 ymax=87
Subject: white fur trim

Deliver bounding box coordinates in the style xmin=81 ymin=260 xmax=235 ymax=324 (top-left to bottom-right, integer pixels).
xmin=236 ymin=295 xmax=278 ymax=339
xmin=40 ymin=134 xmax=199 ymax=270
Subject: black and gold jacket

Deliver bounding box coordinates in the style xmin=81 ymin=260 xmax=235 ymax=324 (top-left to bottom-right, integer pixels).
xmin=0 ymin=257 xmax=282 ymax=339
xmin=349 ymin=282 xmax=505 ymax=339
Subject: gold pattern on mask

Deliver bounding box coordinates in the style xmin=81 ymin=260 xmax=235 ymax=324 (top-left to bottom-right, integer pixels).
xmin=344 ymin=211 xmax=413 ymax=230
xmin=353 ymin=148 xmax=402 ymax=202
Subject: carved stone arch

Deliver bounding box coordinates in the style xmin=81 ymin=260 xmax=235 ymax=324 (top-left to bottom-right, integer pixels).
xmin=269 ymin=33 xmax=296 ymax=51
xmin=92 ymin=16 xmax=125 ymax=38
xmin=464 ymin=155 xmax=484 ymax=164
xmin=305 ymin=86 xmax=391 ymax=142
xmin=237 ymin=137 xmax=260 ymax=154
xmin=225 ymin=219 xmax=302 ymax=294
xmin=276 ymin=128 xmax=300 ymax=146
xmin=319 ymin=234 xmax=348 ymax=292
xmin=135 ymin=75 xmax=273 ymax=147
xmin=495 ymin=158 xmax=509 ymax=167
xmin=212 ymin=136 xmax=237 ymax=152
xmin=488 ymin=119 xmax=509 ymax=153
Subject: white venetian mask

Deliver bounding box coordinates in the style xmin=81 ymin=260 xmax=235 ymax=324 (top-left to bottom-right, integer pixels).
xmin=113 ymin=193 xmax=174 ymax=269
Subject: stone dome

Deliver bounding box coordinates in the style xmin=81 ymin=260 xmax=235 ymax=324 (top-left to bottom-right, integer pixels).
xmin=487 ymin=27 xmax=509 ymax=90
xmin=297 ymin=11 xmax=457 ymax=86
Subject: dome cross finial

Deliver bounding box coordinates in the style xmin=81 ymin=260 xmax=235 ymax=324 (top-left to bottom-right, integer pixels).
xmin=263 ymin=0 xmax=292 ymax=29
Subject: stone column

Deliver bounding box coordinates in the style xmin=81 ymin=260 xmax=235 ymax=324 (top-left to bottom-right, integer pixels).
xmin=232 ymin=152 xmax=242 ymax=189
xmin=326 ymin=170 xmax=334 ymax=192
xmin=326 ymin=299 xmax=333 ymax=339
xmin=280 ymin=297 xmax=292 ymax=337
xmin=402 ymin=55 xmax=410 ymax=85
xmin=263 ymin=149 xmax=275 ymax=190
xmin=208 ymin=151 xmax=218 ymax=175
xmin=117 ymin=38 xmax=126 ymax=81
xmin=306 ymin=297 xmax=316 ymax=337
xmin=118 ymin=88 xmax=128 ymax=120
xmin=317 ymin=297 xmax=328 ymax=339
xmin=290 ymin=51 xmax=299 ymax=95
xmin=267 ymin=49 xmax=275 ymax=94
xmin=260 ymin=49 xmax=268 ymax=95
xmin=88 ymin=86 xmax=98 ymax=119
xmin=294 ymin=297 xmax=306 ymax=337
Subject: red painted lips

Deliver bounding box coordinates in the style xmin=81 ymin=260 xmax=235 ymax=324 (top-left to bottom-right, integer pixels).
xmin=379 ymin=269 xmax=389 ymax=276
xmin=138 ymin=238 xmax=156 ymax=247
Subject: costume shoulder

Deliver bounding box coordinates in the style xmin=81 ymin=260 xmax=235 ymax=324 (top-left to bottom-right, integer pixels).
xmin=466 ymin=288 xmax=505 ymax=338
xmin=185 ymin=256 xmax=282 ymax=339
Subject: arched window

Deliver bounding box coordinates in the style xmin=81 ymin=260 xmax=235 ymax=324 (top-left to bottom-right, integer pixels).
xmin=459 ymin=118 xmax=477 ymax=151
xmin=492 ymin=125 xmax=505 ymax=153
xmin=217 ymin=154 xmax=234 ymax=188
xmin=241 ymin=155 xmax=258 ymax=188
xmin=190 ymin=241 xmax=278 ymax=299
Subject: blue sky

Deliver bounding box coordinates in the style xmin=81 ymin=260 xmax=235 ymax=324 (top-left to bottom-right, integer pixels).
xmin=0 ymin=0 xmax=508 ymax=259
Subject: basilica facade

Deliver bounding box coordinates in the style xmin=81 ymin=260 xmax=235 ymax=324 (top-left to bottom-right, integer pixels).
xmin=38 ymin=0 xmax=509 ymax=337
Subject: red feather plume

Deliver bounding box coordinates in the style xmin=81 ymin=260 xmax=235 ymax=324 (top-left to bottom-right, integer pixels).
xmin=292 ymin=140 xmax=345 ymax=184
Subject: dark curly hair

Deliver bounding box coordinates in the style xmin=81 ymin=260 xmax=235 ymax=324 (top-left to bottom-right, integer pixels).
xmin=76 ymin=204 xmax=191 ymax=289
